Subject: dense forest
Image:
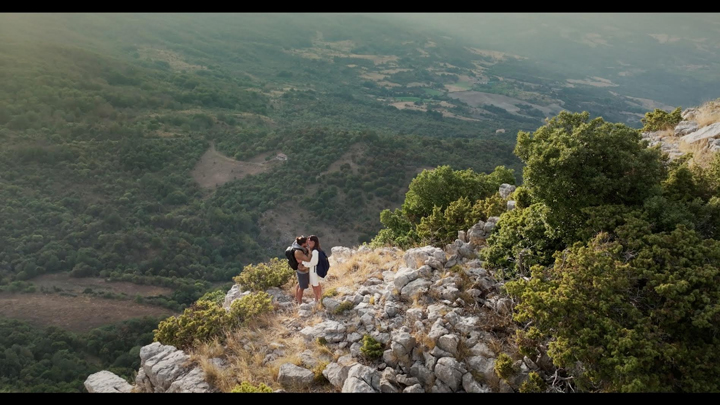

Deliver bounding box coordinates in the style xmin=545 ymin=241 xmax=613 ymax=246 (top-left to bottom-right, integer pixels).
xmin=1 ymin=13 xmax=718 ymax=392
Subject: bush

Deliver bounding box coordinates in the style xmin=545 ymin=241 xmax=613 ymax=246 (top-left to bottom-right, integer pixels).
xmin=360 ymin=334 xmax=384 ymax=359
xmin=153 ymin=300 xmax=230 ymax=350
xmin=334 ymin=301 xmax=355 ymax=314
xmin=641 ymin=107 xmax=682 ymax=132
xmin=232 ymin=258 xmax=294 ymax=292
xmin=230 ymin=381 xmax=273 ymax=393
xmin=519 ymin=372 xmax=547 ymax=393
xmin=514 ymin=111 xmax=665 ymax=242
xmin=494 ymin=353 xmax=517 ymax=381
xmin=228 ymin=291 xmax=273 ymax=326
xmin=505 ymin=225 xmax=720 ymax=392
xmin=198 ymin=290 xmax=226 ymax=306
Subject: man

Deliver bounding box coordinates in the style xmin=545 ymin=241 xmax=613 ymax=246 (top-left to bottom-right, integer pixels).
xmin=290 ymin=236 xmax=311 ymax=304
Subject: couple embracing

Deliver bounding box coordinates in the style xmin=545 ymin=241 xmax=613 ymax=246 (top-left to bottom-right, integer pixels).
xmin=286 ymin=235 xmax=329 ymax=306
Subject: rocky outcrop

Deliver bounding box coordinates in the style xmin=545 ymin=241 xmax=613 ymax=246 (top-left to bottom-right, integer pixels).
xmin=498 ymin=183 xmax=516 ymax=199
xmin=680 ymin=122 xmax=720 ymax=145
xmin=84 ymin=371 xmax=133 ymax=393
xmin=87 ymin=185 xmax=536 ymax=394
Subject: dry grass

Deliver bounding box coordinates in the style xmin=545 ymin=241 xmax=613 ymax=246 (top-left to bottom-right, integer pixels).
xmin=679 ymin=138 xmax=717 ymax=169
xmin=188 ymin=248 xmax=406 ymax=392
xmin=695 ymin=100 xmax=720 ymax=128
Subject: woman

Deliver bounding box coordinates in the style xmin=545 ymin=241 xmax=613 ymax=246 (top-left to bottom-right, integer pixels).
xmin=301 ymin=235 xmax=324 ymax=307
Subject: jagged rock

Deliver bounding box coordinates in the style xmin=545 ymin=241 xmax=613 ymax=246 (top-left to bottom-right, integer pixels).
xmin=166 ymin=367 xmax=213 ymax=393
xmin=470 ymin=342 xmax=495 ymax=358
xmin=330 ymin=246 xmax=355 ymax=265
xmin=444 ymin=254 xmax=459 ymax=269
xmin=300 ymin=320 xmax=346 ymax=343
xmin=350 ymin=342 xmax=362 ymax=358
xmin=379 ymin=368 xmax=400 ymax=393
xmin=136 ymin=368 xmax=152 ymax=392
xmin=278 ymin=363 xmax=315 ymax=388
xmin=467 ymin=356 xmax=496 ymax=381
xmin=499 ymin=183 xmax=516 ymax=199
xmin=462 ymin=373 xmax=491 ymax=393
xmin=710 ymin=138 xmax=720 ymax=152
xmin=223 ymin=284 xmax=250 ymax=310
xmin=394 ymin=267 xmax=420 ymax=290
xmin=396 ymin=374 xmax=420 ymax=387
xmin=85 ymin=370 xmax=133 ymax=393
xmin=428 ymin=305 xmax=450 ymax=323
xmin=406 ymin=308 xmax=424 ymax=323
xmin=457 ymin=243 xmax=476 ymax=259
xmin=431 ymin=346 xmax=453 ymax=358
xmin=299 ymin=349 xmax=331 ymax=369
xmin=358 ymin=245 xmax=372 ymax=253
xmin=675 ymin=120 xmax=699 ymax=136
xmin=383 ymin=301 xmax=401 ymax=318
xmin=410 ymin=361 xmax=435 ymax=386
xmin=403 ymin=384 xmax=425 ymax=393
xmin=390 ymin=331 xmax=416 ymax=359
xmin=143 ymin=347 xmax=190 ymax=392
xmin=342 ymin=364 xmax=381 ymax=393
xmin=432 ymin=379 xmax=454 ymax=393
xmin=404 ymin=246 xmax=446 ymax=269
xmin=425 ymin=257 xmax=445 ymax=271
xmin=323 ymin=355 xmax=357 ymax=389
xmin=458 ymin=230 xmax=467 ymax=243
xmin=437 ymin=334 xmax=459 ymax=356
xmin=322 ymin=297 xmax=341 ymax=313
xmin=507 ymin=200 xmax=516 ymax=211
xmin=347 ymin=332 xmax=363 ymax=343
xmin=265 ymin=286 xmax=293 ymax=304
xmin=682 ymin=107 xmax=699 ymax=120
xmin=681 ymin=122 xmax=720 ymax=144
xmin=400 ymin=278 xmax=432 ymax=302
xmin=467 ymin=220 xmax=490 ymax=245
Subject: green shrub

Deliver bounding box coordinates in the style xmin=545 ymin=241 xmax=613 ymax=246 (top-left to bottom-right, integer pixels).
xmin=505 ymin=225 xmax=720 ymax=392
xmin=360 ymin=334 xmax=384 ymax=359
xmin=494 ymin=353 xmax=517 ymax=381
xmin=334 ymin=301 xmax=355 ymax=314
xmin=519 ymin=372 xmax=547 ymax=393
xmin=228 ymin=291 xmax=273 ymax=326
xmin=232 ymin=258 xmax=294 ymax=292
xmin=153 ymin=300 xmax=230 ymax=350
xmin=198 ymin=290 xmax=226 ymax=306
xmin=641 ymin=107 xmax=682 ymax=132
xmin=230 ymin=381 xmax=273 ymax=393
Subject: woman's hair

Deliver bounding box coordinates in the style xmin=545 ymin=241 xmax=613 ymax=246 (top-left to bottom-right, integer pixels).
xmin=308 ymin=235 xmax=321 ymax=251
xmin=295 ymin=235 xmax=307 ymax=245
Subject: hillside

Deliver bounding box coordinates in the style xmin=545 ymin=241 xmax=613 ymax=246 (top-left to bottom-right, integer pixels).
xmin=1 ymin=13 xmax=719 ymax=392
xmin=87 ymin=100 xmax=720 ymax=393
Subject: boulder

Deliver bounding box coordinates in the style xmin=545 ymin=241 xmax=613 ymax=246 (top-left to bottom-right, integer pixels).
xmin=499 ymin=183 xmax=516 ymax=199
xmin=278 ymin=363 xmax=315 ymax=388
xmin=85 ymin=371 xmax=133 ymax=393
xmin=681 ymin=122 xmax=720 ymax=144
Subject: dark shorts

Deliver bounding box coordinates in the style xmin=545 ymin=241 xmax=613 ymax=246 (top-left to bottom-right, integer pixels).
xmin=296 ymin=269 xmax=309 ymax=289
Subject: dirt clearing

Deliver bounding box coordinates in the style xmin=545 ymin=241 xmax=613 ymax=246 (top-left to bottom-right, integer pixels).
xmin=191 ymin=142 xmax=284 ymax=190
xmin=0 ymin=292 xmax=175 ymax=333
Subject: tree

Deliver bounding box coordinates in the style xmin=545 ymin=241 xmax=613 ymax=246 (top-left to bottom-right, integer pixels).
xmin=506 ymin=224 xmax=720 ymax=392
xmin=514 ymin=111 xmax=665 ymax=242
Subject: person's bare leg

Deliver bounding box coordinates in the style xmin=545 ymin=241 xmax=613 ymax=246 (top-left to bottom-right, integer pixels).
xmin=312 ymin=285 xmax=322 ymax=304
xmin=296 ymin=285 xmax=304 ymax=304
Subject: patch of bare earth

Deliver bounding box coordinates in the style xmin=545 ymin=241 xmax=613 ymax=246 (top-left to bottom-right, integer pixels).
xmin=31 ymin=273 xmax=173 ymax=297
xmin=137 ymin=47 xmax=206 ymax=71
xmin=0 ymin=292 xmax=175 ymax=333
xmin=566 ymin=77 xmax=618 ymax=87
xmin=191 ymin=142 xmax=284 ymax=190
xmin=319 ymin=144 xmax=367 ymax=176
xmin=448 ymin=91 xmax=560 ymax=117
